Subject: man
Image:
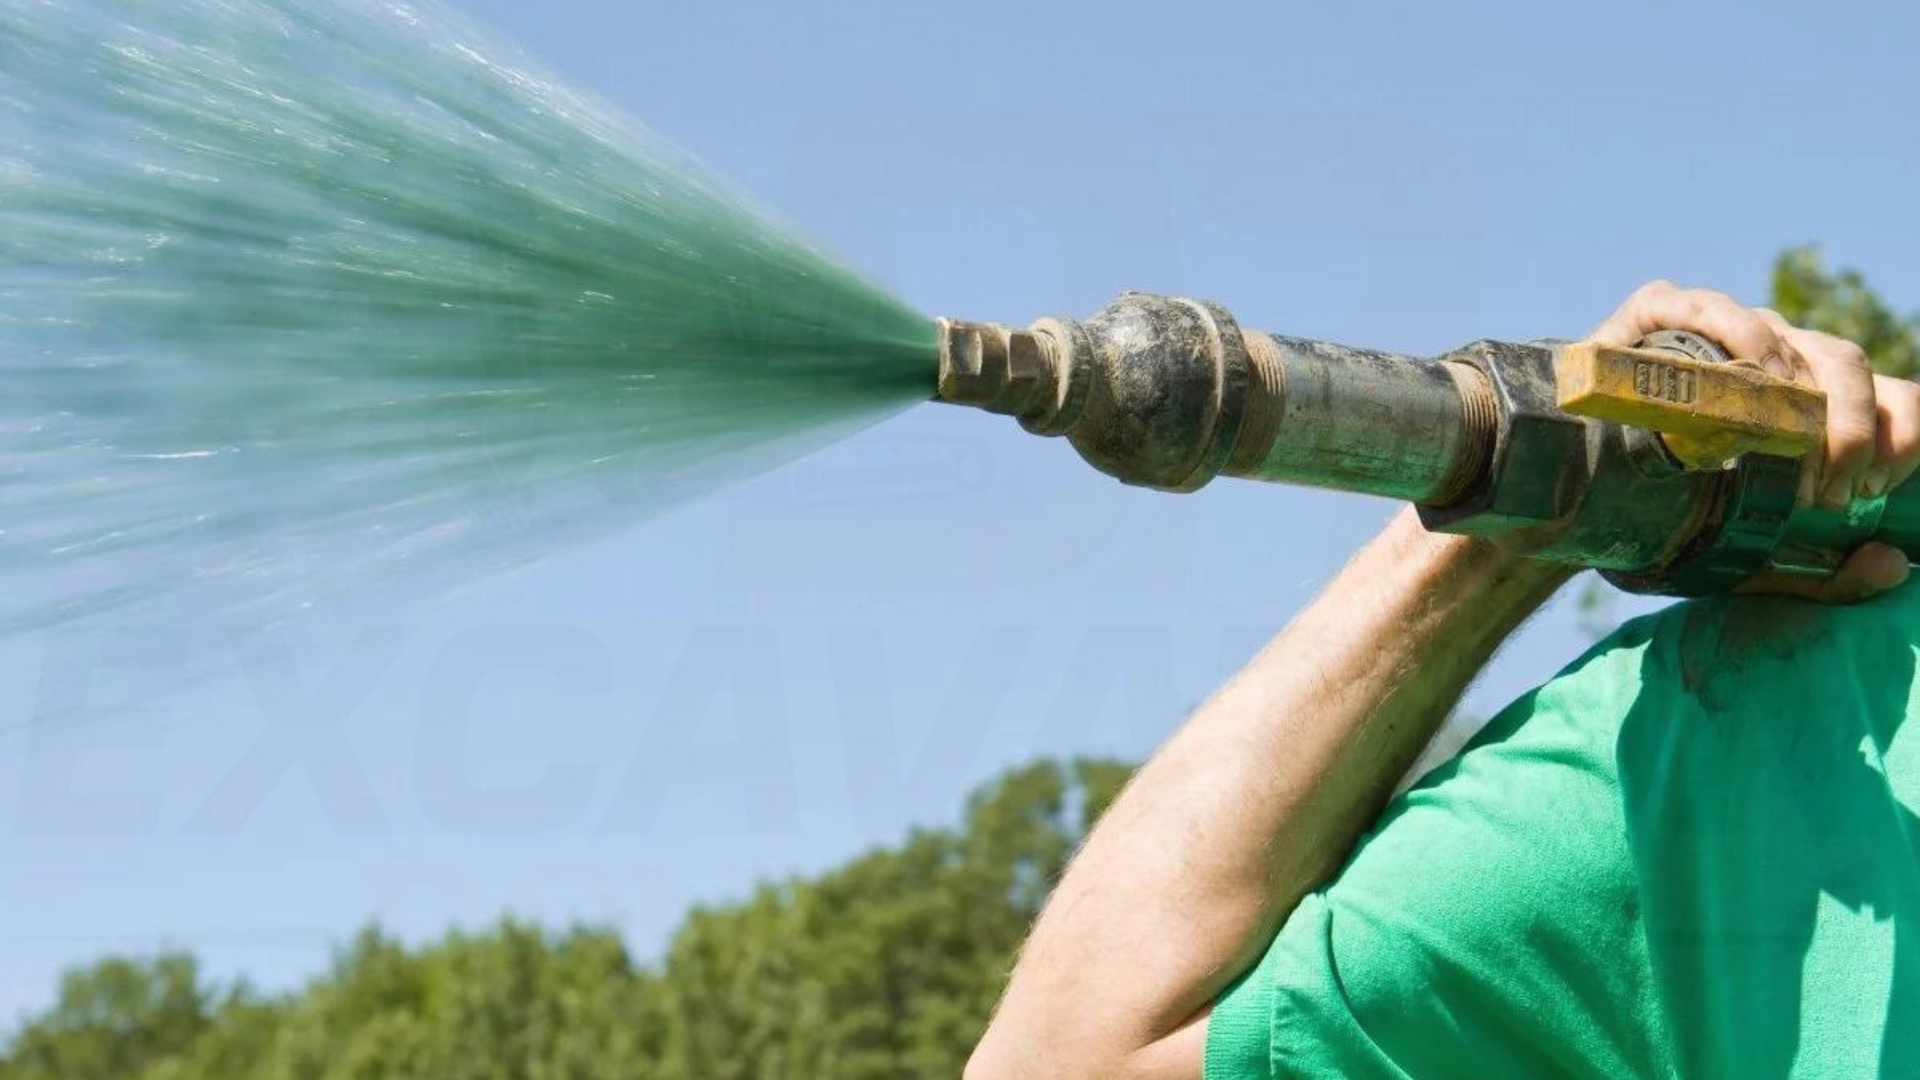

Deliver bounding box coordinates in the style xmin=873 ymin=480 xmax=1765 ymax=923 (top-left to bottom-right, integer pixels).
xmin=965 ymin=281 xmax=1920 ymax=1079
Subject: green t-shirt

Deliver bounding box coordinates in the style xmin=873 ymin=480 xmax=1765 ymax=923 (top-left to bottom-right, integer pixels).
xmin=1206 ymin=584 xmax=1920 ymax=1080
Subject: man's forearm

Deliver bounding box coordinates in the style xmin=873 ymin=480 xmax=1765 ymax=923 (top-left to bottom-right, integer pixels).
xmin=968 ymin=509 xmax=1573 ymax=1080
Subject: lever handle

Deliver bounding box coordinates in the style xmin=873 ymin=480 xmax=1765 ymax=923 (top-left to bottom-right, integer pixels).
xmin=1556 ymin=341 xmax=1826 ymax=469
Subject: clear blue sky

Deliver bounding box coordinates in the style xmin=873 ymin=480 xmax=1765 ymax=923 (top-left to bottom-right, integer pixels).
xmin=2 ymin=0 xmax=1917 ymax=1023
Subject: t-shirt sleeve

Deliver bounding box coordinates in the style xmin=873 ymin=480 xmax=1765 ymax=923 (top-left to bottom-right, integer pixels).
xmin=1204 ymin=620 xmax=1674 ymax=1080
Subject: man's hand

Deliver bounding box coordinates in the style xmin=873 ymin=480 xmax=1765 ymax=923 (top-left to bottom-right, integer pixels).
xmin=1591 ymin=279 xmax=1920 ymax=603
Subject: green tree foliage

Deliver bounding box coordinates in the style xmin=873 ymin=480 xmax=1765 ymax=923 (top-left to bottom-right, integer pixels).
xmin=1772 ymin=246 xmax=1919 ymax=377
xmin=0 ymin=759 xmax=1134 ymax=1080
xmin=2 ymin=955 xmax=212 ymax=1080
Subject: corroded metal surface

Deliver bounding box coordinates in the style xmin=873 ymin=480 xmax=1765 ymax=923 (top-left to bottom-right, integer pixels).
xmin=1233 ymin=332 xmax=1481 ymax=503
xmin=932 ymin=292 xmax=1920 ymax=595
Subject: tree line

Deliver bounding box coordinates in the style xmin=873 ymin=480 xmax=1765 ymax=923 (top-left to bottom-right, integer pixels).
xmin=0 ymin=760 xmax=1133 ymax=1080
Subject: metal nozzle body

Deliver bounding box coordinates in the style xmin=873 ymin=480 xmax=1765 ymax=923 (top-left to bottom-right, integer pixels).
xmin=936 ymin=292 xmax=1492 ymax=503
xmin=933 ymin=292 xmax=1920 ymax=596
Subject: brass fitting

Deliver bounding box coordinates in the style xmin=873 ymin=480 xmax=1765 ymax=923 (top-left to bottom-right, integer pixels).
xmin=934 ymin=317 xmax=1085 ymax=436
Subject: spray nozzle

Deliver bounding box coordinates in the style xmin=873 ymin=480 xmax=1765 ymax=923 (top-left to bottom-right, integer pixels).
xmin=933 ymin=293 xmax=1488 ymax=498
xmin=933 ymin=317 xmax=1082 ymax=435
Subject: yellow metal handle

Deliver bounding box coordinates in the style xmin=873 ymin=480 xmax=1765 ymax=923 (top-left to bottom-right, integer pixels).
xmin=1556 ymin=341 xmax=1826 ymax=469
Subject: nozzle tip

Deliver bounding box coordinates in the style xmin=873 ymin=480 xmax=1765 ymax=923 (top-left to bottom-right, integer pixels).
xmin=935 ymin=317 xmax=1060 ymax=418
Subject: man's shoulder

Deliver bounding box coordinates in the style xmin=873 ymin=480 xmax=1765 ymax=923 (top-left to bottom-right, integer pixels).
xmin=1333 ymin=582 xmax=1920 ymax=1077
xmin=1590 ymin=583 xmax=1920 ymax=1077
xmin=1594 ymin=581 xmax=1920 ymax=725
xmin=1501 ymin=581 xmax=1920 ymax=745
xmin=1408 ymin=581 xmax=1920 ymax=850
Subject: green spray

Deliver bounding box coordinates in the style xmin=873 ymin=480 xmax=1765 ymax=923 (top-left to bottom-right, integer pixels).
xmin=0 ymin=0 xmax=934 ymax=632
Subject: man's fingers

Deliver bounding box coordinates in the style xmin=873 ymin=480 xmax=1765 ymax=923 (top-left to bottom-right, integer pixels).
xmin=1786 ymin=327 xmax=1879 ymax=508
xmin=1872 ymin=374 xmax=1920 ymax=498
xmin=1752 ymin=308 xmax=1817 ymax=382
xmin=1592 ymin=281 xmax=1797 ymax=379
xmin=1588 ymin=279 xmax=1681 ymax=345
xmin=1753 ymin=308 xmax=1826 ymax=507
xmin=1739 ymin=543 xmax=1911 ymax=604
xmin=1742 ymin=382 xmax=1918 ymax=603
